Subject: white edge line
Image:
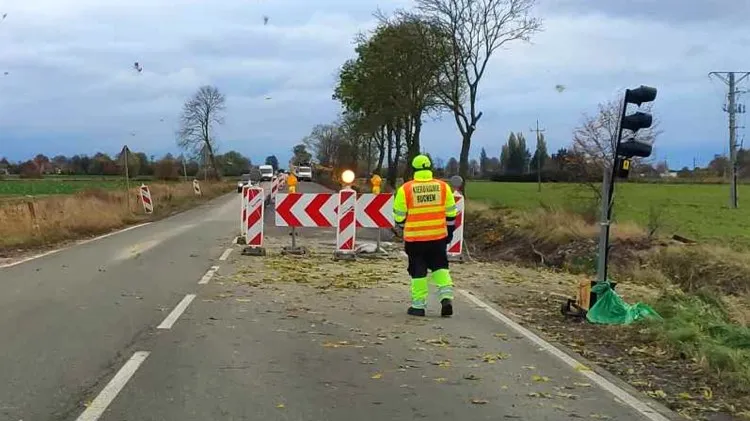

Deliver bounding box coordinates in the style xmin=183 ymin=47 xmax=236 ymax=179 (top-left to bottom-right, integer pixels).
xmin=157 ymin=294 xmax=196 ymax=329
xmin=198 ymin=266 xmax=220 ymax=285
xmin=219 ymin=248 xmax=233 ymax=261
xmin=0 ymin=222 xmax=152 ymax=269
xmin=75 ymin=351 xmax=150 ymax=421
xmin=457 ymin=289 xmax=672 ymax=421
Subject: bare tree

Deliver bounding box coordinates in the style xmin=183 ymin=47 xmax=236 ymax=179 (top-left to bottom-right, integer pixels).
xmin=177 ymin=85 xmax=225 ymax=178
xmin=572 ymin=99 xmax=661 ymax=173
xmin=415 ymin=0 xmax=542 ymax=188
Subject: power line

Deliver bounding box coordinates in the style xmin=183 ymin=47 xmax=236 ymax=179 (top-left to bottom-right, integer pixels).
xmin=529 ymin=120 xmax=546 ymax=192
xmin=709 ymin=71 xmax=750 ymax=209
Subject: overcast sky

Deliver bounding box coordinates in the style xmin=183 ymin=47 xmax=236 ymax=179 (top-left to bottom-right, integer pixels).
xmin=1 ymin=0 xmax=748 ymax=168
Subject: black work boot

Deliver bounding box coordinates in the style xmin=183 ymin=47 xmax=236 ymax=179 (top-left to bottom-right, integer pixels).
xmin=407 ymin=307 xmax=426 ymax=317
xmin=440 ymin=299 xmax=453 ymax=317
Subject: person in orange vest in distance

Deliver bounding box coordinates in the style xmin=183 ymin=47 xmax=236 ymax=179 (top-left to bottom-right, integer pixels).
xmin=393 ymin=155 xmax=458 ymax=317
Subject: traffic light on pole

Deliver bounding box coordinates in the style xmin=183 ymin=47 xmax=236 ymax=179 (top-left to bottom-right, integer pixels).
xmin=617 ymin=86 xmax=657 ymax=160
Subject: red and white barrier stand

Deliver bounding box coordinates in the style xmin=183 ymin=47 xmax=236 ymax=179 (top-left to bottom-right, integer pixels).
xmin=447 ymin=191 xmax=464 ymax=262
xmin=356 ymin=193 xmax=394 ymax=254
xmin=242 ymin=186 xmax=266 ymax=256
xmin=275 ymin=192 xmax=337 ymax=254
xmin=335 ymin=188 xmax=357 ymax=260
xmin=140 ymin=184 xmax=153 ymax=214
xmin=270 ymin=177 xmax=280 ymax=202
xmin=238 ymin=185 xmax=250 ymax=243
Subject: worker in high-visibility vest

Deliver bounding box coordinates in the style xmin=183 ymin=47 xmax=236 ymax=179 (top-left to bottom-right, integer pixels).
xmin=393 ymin=155 xmax=458 ymax=317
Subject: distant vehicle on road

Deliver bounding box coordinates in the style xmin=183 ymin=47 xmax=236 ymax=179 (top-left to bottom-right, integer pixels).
xmin=296 ymin=165 xmax=312 ymax=182
xmin=237 ymin=173 xmax=252 ymax=193
xmin=259 ymin=165 xmax=275 ymax=182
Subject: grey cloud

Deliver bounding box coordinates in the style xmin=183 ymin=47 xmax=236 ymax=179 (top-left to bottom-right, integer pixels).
xmin=542 ymin=0 xmax=750 ymax=24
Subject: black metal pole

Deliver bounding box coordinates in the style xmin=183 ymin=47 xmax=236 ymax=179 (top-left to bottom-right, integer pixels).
xmin=602 ymin=92 xmax=630 ymax=283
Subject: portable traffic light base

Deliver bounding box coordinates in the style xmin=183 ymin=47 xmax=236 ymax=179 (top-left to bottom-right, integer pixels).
xmin=561 ymin=279 xmax=617 ymax=320
xmin=241 ymin=246 xmax=266 ymax=257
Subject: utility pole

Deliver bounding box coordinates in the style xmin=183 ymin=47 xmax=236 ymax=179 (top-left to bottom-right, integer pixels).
xmin=529 ymin=120 xmax=546 ymax=192
xmin=121 ymin=145 xmax=132 ymax=213
xmin=709 ymin=71 xmax=749 ymax=208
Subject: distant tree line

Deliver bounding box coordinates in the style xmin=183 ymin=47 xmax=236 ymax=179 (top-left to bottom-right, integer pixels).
xmin=0 ymin=150 xmax=260 ymax=180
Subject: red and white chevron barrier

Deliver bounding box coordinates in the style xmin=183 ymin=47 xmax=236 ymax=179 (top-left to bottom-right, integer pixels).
xmin=274 ymin=193 xmax=337 ymax=227
xmin=336 ymin=189 xmax=357 ymax=255
xmin=240 ymin=185 xmax=250 ymax=235
xmin=245 ymin=186 xmax=265 ymax=247
xmin=271 ymin=177 xmax=280 ymax=199
xmin=447 ymin=192 xmax=464 ymax=258
xmin=140 ymin=184 xmax=153 ymax=214
xmin=356 ymin=193 xmax=394 ymax=228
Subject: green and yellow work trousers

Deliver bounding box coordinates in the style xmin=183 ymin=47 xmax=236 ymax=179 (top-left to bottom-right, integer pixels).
xmin=404 ymin=239 xmax=454 ymax=309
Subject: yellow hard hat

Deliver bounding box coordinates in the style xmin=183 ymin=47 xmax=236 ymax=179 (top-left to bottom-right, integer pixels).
xmin=412 ymin=154 xmax=432 ymax=170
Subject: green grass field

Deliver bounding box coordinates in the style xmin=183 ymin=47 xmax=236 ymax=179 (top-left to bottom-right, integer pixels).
xmin=0 ymin=178 xmax=128 ymax=196
xmin=467 ymin=181 xmax=750 ymax=248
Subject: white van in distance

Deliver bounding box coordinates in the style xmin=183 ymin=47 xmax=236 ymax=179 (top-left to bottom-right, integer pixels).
xmin=296 ymin=166 xmax=312 ymax=182
xmin=259 ymin=165 xmax=275 ymax=182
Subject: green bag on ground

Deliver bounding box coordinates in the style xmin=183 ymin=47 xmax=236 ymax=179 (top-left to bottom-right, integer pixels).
xmin=586 ymin=280 xmax=662 ymax=325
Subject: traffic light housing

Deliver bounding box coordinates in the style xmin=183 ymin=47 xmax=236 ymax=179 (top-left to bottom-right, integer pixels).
xmin=617 ymin=85 xmax=657 ymax=159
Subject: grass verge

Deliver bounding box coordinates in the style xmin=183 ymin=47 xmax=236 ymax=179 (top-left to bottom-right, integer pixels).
xmin=0 ymin=181 xmax=234 ymax=252
xmin=464 ymin=202 xmax=750 ymax=416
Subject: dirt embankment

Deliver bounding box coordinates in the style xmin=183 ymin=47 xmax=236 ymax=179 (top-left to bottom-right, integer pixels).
xmin=462 ymin=203 xmax=750 ymax=421
xmin=0 ymin=181 xmax=235 ymax=256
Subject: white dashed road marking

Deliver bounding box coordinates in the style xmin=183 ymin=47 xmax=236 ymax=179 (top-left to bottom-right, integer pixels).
xmin=219 ymin=248 xmax=233 ymax=261
xmin=198 ymin=266 xmax=220 ymax=285
xmin=157 ymin=294 xmax=196 ymax=329
xmin=75 ymin=351 xmax=150 ymax=421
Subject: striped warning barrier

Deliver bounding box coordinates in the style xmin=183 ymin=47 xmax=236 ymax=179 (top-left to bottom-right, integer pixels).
xmin=356 ymin=193 xmax=394 ymax=228
xmin=240 ymin=185 xmax=250 ymax=236
xmin=274 ymin=193 xmax=337 ymax=227
xmin=139 ymin=184 xmax=153 ymax=214
xmin=447 ymin=192 xmax=464 ymax=259
xmin=336 ymin=189 xmax=356 ymax=257
xmin=245 ymin=186 xmax=265 ymax=248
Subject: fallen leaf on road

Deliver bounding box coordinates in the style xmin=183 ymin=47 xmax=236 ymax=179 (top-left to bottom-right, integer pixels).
xmin=470 ymin=399 xmax=489 ymax=405
xmin=528 ymin=392 xmax=553 ymax=399
xmin=236 ymin=298 xmax=252 ymax=302
xmin=371 ymin=373 xmax=382 ymax=379
xmin=574 ymin=363 xmax=591 ymax=372
xmin=434 ymin=377 xmax=447 ymax=383
xmin=522 ymin=365 xmax=536 ymax=370
xmin=276 ymin=403 xmax=285 ymax=409
xmin=573 ymin=382 xmax=592 ymax=388
xmin=589 ymin=414 xmax=610 ymax=419
xmin=645 ymin=390 xmax=667 ymax=399
xmin=556 ymin=392 xmax=579 ymax=400
xmin=463 ymin=374 xmax=481 ymax=381
xmin=494 ymin=333 xmax=508 ymax=340
xmin=677 ymin=392 xmax=692 ymax=400
xmin=532 ymin=375 xmax=550 ymax=382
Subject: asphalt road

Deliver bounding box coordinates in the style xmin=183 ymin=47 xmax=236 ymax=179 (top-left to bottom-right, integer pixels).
xmin=0 ymin=181 xmax=672 ymax=421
